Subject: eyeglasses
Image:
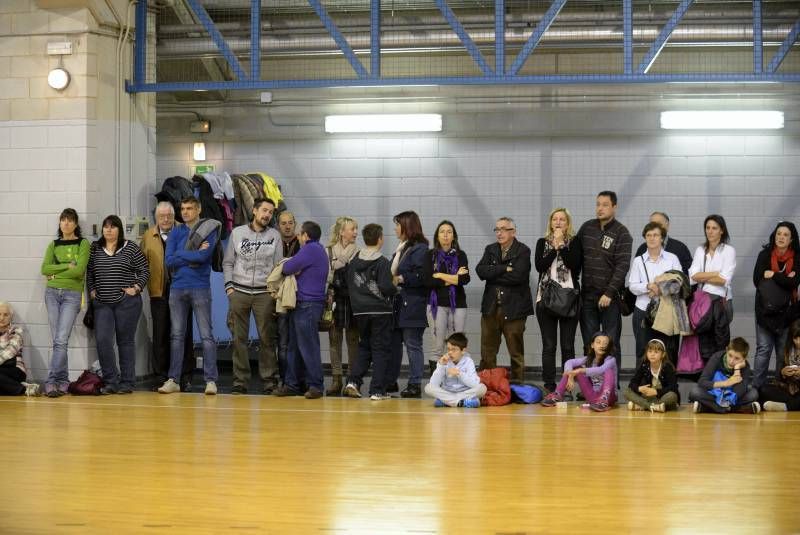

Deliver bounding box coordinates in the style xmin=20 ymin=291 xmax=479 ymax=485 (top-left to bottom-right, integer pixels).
xmin=493 ymin=227 xmax=515 ymax=233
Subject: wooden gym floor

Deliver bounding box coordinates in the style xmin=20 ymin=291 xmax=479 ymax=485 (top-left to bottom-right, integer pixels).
xmin=0 ymin=394 xmax=798 ymax=535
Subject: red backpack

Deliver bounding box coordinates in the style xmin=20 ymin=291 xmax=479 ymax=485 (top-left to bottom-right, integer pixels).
xmin=68 ymin=370 xmax=104 ymax=395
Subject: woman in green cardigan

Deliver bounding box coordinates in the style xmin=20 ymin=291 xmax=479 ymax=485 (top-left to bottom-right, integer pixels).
xmin=40 ymin=208 xmax=89 ymax=397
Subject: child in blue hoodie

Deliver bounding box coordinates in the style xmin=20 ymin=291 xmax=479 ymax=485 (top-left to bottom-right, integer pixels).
xmin=424 ymin=332 xmax=486 ymax=408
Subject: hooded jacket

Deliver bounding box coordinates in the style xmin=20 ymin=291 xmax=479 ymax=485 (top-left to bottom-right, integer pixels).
xmin=347 ymin=249 xmax=397 ymax=315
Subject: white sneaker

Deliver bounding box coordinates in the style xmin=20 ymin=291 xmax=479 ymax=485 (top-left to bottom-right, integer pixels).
xmin=692 ymin=401 xmax=701 ymax=413
xmin=158 ymin=378 xmax=180 ymax=394
xmin=370 ymin=393 xmax=391 ymax=401
xmin=342 ymin=383 xmax=362 ymax=398
xmin=750 ymin=401 xmax=761 ymax=414
xmin=205 ymin=381 xmax=217 ymax=395
xmin=627 ymin=401 xmax=643 ymax=411
xmin=650 ymin=402 xmax=666 ymax=413
xmin=22 ymin=382 xmax=41 ymax=397
xmin=762 ymin=401 xmax=788 ymax=412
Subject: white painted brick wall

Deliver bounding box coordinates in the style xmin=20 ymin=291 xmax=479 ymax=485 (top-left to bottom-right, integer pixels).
xmin=155 ymin=109 xmax=800 ymax=373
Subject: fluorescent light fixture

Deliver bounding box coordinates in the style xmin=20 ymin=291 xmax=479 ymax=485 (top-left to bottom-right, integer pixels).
xmin=47 ymin=67 xmax=70 ymax=91
xmin=325 ymin=114 xmax=442 ymax=133
xmin=193 ymin=142 xmax=206 ymax=161
xmin=660 ymin=111 xmax=784 ymax=130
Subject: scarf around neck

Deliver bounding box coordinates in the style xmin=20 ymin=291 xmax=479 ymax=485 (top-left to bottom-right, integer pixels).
xmin=771 ymin=246 xmax=796 ymax=302
xmin=429 ymin=248 xmax=460 ymax=318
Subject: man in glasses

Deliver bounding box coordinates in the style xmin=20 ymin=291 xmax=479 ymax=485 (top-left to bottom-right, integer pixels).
xmin=476 ymin=217 xmax=534 ymax=383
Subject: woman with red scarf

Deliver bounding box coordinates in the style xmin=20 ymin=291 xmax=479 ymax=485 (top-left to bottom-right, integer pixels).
xmin=753 ymin=221 xmax=800 ymax=388
xmin=424 ymin=221 xmax=470 ymax=368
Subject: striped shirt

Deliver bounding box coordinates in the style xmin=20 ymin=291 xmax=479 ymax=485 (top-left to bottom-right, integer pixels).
xmin=578 ymin=218 xmax=633 ymax=298
xmin=87 ymin=241 xmax=150 ymax=304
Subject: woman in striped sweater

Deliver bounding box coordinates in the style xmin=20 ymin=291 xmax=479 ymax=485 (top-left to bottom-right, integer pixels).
xmin=87 ymin=215 xmax=149 ymax=394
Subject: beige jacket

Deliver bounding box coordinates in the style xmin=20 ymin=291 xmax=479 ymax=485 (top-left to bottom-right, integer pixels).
xmin=267 ymin=260 xmax=297 ymax=313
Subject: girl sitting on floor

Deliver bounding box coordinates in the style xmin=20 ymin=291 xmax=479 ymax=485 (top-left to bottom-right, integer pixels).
xmin=624 ymin=339 xmax=680 ymax=412
xmin=541 ymin=331 xmax=617 ymax=412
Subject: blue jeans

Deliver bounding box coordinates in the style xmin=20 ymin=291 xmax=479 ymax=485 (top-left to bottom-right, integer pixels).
xmin=169 ymin=288 xmax=217 ymax=382
xmin=390 ymin=327 xmax=426 ymax=385
xmin=285 ymin=301 xmax=324 ymax=391
xmin=44 ymin=287 xmax=82 ymax=386
xmin=94 ymin=294 xmax=142 ymax=389
xmin=753 ymin=322 xmax=788 ymax=388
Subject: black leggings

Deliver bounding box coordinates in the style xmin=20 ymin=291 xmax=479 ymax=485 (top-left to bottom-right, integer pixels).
xmin=0 ymin=367 xmax=25 ymax=396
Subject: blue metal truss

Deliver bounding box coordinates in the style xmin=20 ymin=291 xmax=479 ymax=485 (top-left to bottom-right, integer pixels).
xmin=126 ymin=0 xmax=800 ymax=93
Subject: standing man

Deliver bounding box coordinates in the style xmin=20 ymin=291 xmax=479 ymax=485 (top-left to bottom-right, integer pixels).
xmin=635 ymin=211 xmax=692 ymax=275
xmin=577 ymin=191 xmax=632 ymax=362
xmin=274 ymin=221 xmax=329 ymax=399
xmin=158 ymin=196 xmax=221 ymax=395
xmin=223 ymin=198 xmax=283 ymax=395
xmin=140 ymin=201 xmax=195 ymax=391
xmin=275 ymin=211 xmax=300 ymax=384
xmin=476 ymin=217 xmax=533 ymax=383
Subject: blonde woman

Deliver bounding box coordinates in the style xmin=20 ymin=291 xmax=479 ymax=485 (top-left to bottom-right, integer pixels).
xmin=534 ymin=208 xmax=582 ymax=392
xmin=325 ymin=216 xmax=360 ymax=395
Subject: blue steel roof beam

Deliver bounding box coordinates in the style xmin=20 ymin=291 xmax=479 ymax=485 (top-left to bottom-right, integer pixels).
xmin=434 ymin=0 xmax=493 ymax=77
xmin=127 ymin=72 xmax=800 ymax=93
xmin=507 ymin=0 xmax=567 ymax=77
xmin=185 ymin=0 xmax=248 ymax=80
xmin=766 ymin=19 xmax=800 ymax=74
xmin=623 ymin=0 xmax=632 ymax=74
xmin=371 ymin=0 xmax=380 ymax=78
xmin=307 ymin=0 xmax=368 ymax=79
xmin=637 ymin=0 xmax=695 ymax=74
xmin=251 ymin=0 xmax=261 ymax=80
xmin=133 ymin=0 xmax=147 ymax=85
xmin=495 ymin=0 xmax=505 ymax=76
xmin=753 ymin=0 xmax=763 ymax=73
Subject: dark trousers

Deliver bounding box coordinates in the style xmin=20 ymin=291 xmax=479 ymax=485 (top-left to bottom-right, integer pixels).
xmin=632 ymin=307 xmax=680 ymax=366
xmin=347 ymin=314 xmax=393 ymax=395
xmin=536 ymin=303 xmax=578 ymax=389
xmin=276 ymin=313 xmax=290 ymax=384
xmin=285 ymin=301 xmax=325 ymax=392
xmin=759 ymin=384 xmax=800 ymax=411
xmin=151 ymin=297 xmax=194 ymax=384
xmin=0 ymin=366 xmax=25 ymax=395
xmin=480 ymin=306 xmax=526 ymax=383
xmin=95 ymin=294 xmax=142 ymax=390
xmin=689 ymin=383 xmax=759 ymax=413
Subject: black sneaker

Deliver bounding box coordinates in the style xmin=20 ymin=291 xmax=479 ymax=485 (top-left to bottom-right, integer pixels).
xmin=387 ymin=382 xmax=400 ymax=394
xmin=304 ymin=387 xmax=323 ymax=399
xmin=231 ymin=385 xmax=247 ymax=395
xmin=400 ymin=384 xmax=421 ymax=398
xmin=273 ymin=385 xmax=302 ymax=397
xmin=117 ymin=386 xmax=134 ymax=394
xmin=100 ymin=385 xmax=118 ymax=395
xmin=262 ymin=382 xmax=278 ymax=395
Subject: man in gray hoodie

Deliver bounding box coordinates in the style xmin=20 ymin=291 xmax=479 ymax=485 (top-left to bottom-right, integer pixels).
xmin=222 ymin=198 xmax=283 ymax=394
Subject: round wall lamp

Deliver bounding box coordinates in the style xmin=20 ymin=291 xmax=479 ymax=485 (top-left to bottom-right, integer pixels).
xmin=47 ymin=67 xmax=70 ymax=91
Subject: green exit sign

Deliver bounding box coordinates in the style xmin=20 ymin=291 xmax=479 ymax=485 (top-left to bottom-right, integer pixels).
xmin=191 ymin=164 xmax=215 ymax=175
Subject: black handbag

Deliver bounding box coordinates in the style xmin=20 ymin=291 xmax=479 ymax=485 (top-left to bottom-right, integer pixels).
xmin=541 ymin=279 xmax=580 ymax=318
xmin=82 ymin=300 xmax=95 ymax=329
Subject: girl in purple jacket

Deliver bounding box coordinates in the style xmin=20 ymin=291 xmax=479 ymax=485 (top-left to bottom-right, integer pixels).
xmin=541 ymin=331 xmax=618 ymax=411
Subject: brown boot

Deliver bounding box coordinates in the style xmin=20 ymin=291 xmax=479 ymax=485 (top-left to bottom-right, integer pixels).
xmin=326 ymin=375 xmax=343 ymax=397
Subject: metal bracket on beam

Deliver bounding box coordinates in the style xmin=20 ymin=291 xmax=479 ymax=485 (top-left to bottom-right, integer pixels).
xmin=637 ymin=0 xmax=695 ymax=74
xmin=508 ymin=0 xmax=567 ymax=76
xmin=766 ymin=19 xmax=800 ymax=74
xmin=435 ymin=0 xmax=492 ymax=76
xmin=307 ymin=0 xmax=368 ymax=79
xmin=185 ymin=0 xmax=248 ymax=80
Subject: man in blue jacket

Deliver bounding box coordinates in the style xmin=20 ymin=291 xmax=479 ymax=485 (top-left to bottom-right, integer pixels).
xmin=158 ymin=196 xmax=221 ymax=396
xmin=274 ymin=221 xmax=330 ymax=399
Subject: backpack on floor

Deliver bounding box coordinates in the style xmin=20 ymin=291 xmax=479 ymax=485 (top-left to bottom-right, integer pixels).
xmin=68 ymin=370 xmax=103 ymax=395
xmin=510 ymin=383 xmax=544 ymax=404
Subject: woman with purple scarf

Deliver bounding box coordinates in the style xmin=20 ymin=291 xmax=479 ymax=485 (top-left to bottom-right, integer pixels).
xmin=425 ymin=221 xmax=470 ymax=366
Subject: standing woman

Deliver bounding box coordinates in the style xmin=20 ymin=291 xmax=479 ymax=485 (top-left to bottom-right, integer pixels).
xmin=325 ymin=216 xmax=360 ymax=396
xmin=87 ymin=215 xmax=150 ymax=394
xmin=388 ymin=211 xmax=429 ymax=399
xmin=689 ymin=215 xmax=737 ymax=362
xmin=40 ymin=208 xmax=90 ymax=397
xmin=752 ymin=221 xmax=799 ymax=388
xmin=534 ymin=208 xmax=582 ymax=392
xmin=425 ymin=220 xmax=470 ymax=368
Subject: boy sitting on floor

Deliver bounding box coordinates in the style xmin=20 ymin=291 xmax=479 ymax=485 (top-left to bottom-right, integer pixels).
xmin=424 ymin=332 xmax=486 ymax=408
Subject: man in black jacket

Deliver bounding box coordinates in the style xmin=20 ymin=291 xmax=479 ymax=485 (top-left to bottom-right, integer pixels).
xmin=476 ymin=217 xmax=534 ymax=383
xmin=634 ymin=211 xmax=692 ymax=275
xmin=577 ymin=191 xmax=632 ymax=363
